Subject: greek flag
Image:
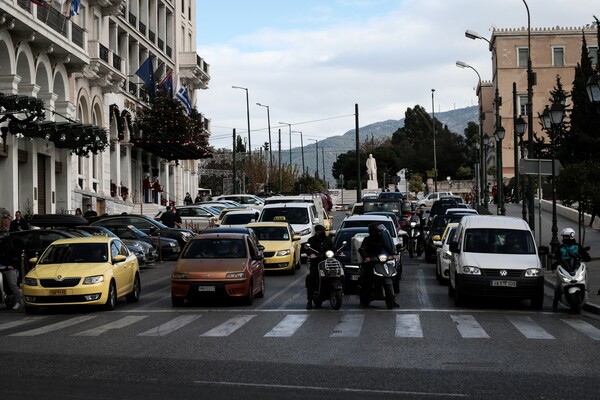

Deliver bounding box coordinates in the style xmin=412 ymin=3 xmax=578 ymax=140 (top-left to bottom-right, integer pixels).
xmin=176 ymin=84 xmax=192 ymax=114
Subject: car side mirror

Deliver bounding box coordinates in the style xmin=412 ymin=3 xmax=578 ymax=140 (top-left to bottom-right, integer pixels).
xmin=113 ymin=254 xmax=127 ymax=263
xmin=449 ymin=242 xmax=459 ymax=253
xmin=292 ymin=235 xmax=301 ymax=241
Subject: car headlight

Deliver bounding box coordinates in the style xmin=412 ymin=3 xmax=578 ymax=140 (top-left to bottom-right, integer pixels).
xmin=226 ymin=272 xmax=246 ymax=279
xmin=169 ymin=242 xmax=177 ymax=247
xmin=276 ymin=249 xmax=291 ymax=256
xmin=297 ymin=228 xmax=311 ymax=236
xmin=172 ymin=272 xmax=189 ymax=279
xmin=410 ymin=221 xmax=417 ymax=228
xmin=378 ymin=254 xmax=388 ymax=262
xmin=461 ymin=266 xmax=481 ymax=275
xmin=24 ymin=277 xmax=38 ymax=286
xmin=525 ymin=268 xmax=542 ymax=277
xmin=83 ymin=275 xmax=105 ymax=285
xmin=182 ymin=232 xmax=193 ymax=238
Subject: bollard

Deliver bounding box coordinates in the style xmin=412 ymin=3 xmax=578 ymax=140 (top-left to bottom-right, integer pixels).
xmin=157 ymin=232 xmax=162 ymax=263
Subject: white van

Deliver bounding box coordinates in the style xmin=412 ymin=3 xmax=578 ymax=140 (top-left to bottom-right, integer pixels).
xmin=258 ymin=202 xmax=320 ymax=254
xmin=264 ymin=195 xmax=332 ymax=233
xmin=448 ymin=215 xmax=544 ymax=309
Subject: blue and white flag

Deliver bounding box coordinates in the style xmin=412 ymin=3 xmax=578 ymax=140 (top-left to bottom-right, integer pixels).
xmin=70 ymin=0 xmax=81 ymax=17
xmin=135 ymin=56 xmax=156 ymax=102
xmin=176 ymin=84 xmax=192 ymax=114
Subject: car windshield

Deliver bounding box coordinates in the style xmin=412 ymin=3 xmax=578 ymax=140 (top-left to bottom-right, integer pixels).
xmin=181 ymin=238 xmax=246 ymax=259
xmin=252 ymin=227 xmax=290 ymax=241
xmin=261 ymin=208 xmax=309 ymax=224
xmin=341 ymin=220 xmax=396 ymax=237
xmin=464 ymin=228 xmax=536 ymax=254
xmin=39 ymin=243 xmax=109 ymax=264
xmin=362 ymin=201 xmax=401 ymax=214
xmin=126 ymin=225 xmax=149 ymax=238
xmin=222 ymin=213 xmax=256 ymax=225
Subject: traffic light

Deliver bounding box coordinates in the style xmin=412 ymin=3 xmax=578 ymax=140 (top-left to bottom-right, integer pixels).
xmin=264 ymin=142 xmax=269 ymax=151
xmin=405 ymin=169 xmax=411 ymax=180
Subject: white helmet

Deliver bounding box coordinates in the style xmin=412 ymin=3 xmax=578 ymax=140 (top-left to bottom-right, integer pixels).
xmin=560 ymin=228 xmax=575 ymax=239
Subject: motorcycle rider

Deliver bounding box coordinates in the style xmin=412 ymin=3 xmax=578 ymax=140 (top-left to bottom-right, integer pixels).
xmin=305 ymin=224 xmax=335 ymax=309
xmin=358 ymin=223 xmax=399 ymax=307
xmin=409 ymin=208 xmax=426 ymax=249
xmin=552 ymin=227 xmax=591 ymax=302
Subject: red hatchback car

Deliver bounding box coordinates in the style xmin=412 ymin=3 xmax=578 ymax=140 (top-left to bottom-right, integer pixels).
xmin=171 ymin=232 xmax=265 ymax=306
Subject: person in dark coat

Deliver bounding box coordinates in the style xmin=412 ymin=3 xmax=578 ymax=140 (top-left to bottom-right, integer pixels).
xmin=160 ymin=206 xmax=176 ymax=228
xmin=9 ymin=211 xmax=29 ymax=232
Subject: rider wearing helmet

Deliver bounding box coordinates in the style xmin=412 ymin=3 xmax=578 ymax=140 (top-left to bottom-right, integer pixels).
xmin=305 ymin=224 xmax=334 ymax=309
xmin=553 ymin=228 xmax=590 ymax=270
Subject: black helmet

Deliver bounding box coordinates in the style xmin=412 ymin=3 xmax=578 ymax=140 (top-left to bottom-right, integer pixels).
xmin=315 ymin=224 xmax=326 ymax=233
xmin=368 ymin=223 xmax=386 ymax=237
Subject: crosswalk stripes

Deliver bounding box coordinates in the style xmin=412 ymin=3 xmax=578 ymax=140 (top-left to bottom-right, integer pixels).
xmin=450 ymin=315 xmax=490 ymax=339
xmin=201 ymin=314 xmax=256 ymax=337
xmin=73 ymin=316 xmax=149 ymax=336
xmin=265 ymin=314 xmax=309 ymax=337
xmin=2 ymin=313 xmax=600 ymax=340
xmin=138 ymin=315 xmax=201 ymax=337
xmin=507 ymin=316 xmax=555 ymax=339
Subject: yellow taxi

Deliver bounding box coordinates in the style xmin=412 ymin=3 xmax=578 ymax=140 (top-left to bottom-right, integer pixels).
xmin=22 ymin=236 xmax=141 ymax=314
xmin=246 ymin=222 xmax=301 ymax=274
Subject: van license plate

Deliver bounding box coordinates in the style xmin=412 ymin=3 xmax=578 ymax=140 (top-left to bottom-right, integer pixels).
xmin=198 ymin=286 xmax=215 ymax=292
xmin=491 ymin=280 xmax=516 ymax=288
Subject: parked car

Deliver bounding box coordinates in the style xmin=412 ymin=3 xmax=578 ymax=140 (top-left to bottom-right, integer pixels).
xmin=96 ymin=223 xmax=181 ymax=260
xmin=445 ymin=208 xmax=478 ymax=216
xmin=171 ymin=231 xmax=265 ymax=306
xmin=22 ymin=235 xmax=141 ymax=313
xmin=416 ymin=191 xmax=453 ymax=208
xmin=90 ymin=214 xmax=194 ymax=247
xmin=264 ymin=195 xmax=332 ymax=234
xmin=213 ymin=194 xmax=265 ymax=210
xmin=246 ymin=222 xmax=301 ymax=274
xmin=217 ymin=209 xmax=260 ymax=227
xmin=155 ymin=205 xmax=219 ymax=233
xmin=436 ymin=222 xmax=459 ymax=283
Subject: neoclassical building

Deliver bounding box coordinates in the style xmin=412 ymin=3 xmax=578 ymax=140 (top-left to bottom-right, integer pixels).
xmin=0 ymin=0 xmax=210 ymax=218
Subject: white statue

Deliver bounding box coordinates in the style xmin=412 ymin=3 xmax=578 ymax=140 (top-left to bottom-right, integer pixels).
xmin=366 ymin=154 xmax=377 ymax=181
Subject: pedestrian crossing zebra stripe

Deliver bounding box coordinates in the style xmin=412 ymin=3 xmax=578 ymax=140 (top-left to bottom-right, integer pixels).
xmin=9 ymin=315 xmax=97 ymax=336
xmin=73 ymin=316 xmax=149 ymax=336
xmin=331 ymin=314 xmax=365 ymax=337
xmin=138 ymin=315 xmax=202 ymax=336
xmin=201 ymin=314 xmax=256 ymax=337
xmin=561 ymin=319 xmax=600 ymax=340
xmin=265 ymin=314 xmax=309 ymax=337
xmin=395 ymin=314 xmax=422 ymax=337
xmin=508 ymin=316 xmax=555 ymax=339
xmin=450 ymin=315 xmax=490 ymax=339
xmin=0 ymin=317 xmax=44 ymax=332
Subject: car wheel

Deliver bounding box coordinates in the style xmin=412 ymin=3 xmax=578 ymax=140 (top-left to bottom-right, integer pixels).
xmin=172 ymin=296 xmax=185 ymax=307
xmin=256 ymin=277 xmax=265 ymax=298
xmin=454 ymin=284 xmax=466 ymax=307
xmin=126 ymin=274 xmax=141 ymax=303
xmin=244 ymin=281 xmax=254 ymax=305
xmin=448 ymin=276 xmax=455 ymax=298
xmin=103 ymin=281 xmax=117 ymax=311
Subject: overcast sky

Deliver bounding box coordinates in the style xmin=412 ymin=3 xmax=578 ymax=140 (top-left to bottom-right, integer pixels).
xmin=196 ymin=0 xmax=598 ymax=152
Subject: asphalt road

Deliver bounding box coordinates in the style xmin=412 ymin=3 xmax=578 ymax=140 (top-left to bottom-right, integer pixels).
xmin=2 ymin=211 xmax=600 ymax=399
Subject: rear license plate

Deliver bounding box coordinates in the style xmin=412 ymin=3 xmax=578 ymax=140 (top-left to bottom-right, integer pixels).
xmin=491 ymin=280 xmax=516 ymax=288
xmin=49 ymin=289 xmax=67 ymax=296
xmin=350 ymin=275 xmax=359 ymax=281
xmin=198 ymin=286 xmax=215 ymax=292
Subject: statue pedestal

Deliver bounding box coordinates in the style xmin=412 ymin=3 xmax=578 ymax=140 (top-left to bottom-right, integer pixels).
xmin=366 ymin=180 xmax=378 ymax=190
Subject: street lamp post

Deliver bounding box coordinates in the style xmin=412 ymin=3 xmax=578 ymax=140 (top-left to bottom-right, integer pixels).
xmin=256 ymin=103 xmax=272 ymax=179
xmin=515 ymin=116 xmax=528 ymax=222
xmin=540 ymin=103 xmax=565 ymax=254
xmin=482 ymin=134 xmax=490 ymax=208
xmin=279 ymin=122 xmax=292 ymax=166
xmin=456 ymin=60 xmax=483 ymax=207
xmin=494 ymin=125 xmax=506 ymax=215
xmin=292 ymin=131 xmax=305 ymax=174
xmin=431 ymin=89 xmax=438 ymax=192
xmin=523 ymin=0 xmax=536 ymax=231
xmin=232 ymin=86 xmax=251 ymax=189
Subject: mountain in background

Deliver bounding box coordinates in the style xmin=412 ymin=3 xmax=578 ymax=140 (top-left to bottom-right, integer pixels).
xmin=280 ymin=105 xmax=478 ymax=184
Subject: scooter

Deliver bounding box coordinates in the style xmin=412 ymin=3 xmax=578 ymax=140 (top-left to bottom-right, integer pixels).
xmin=359 ymin=252 xmax=398 ymax=309
xmin=0 ymin=267 xmax=17 ymax=310
xmin=407 ymin=221 xmax=424 ymax=258
xmin=552 ymin=247 xmax=590 ymax=314
xmin=305 ymin=242 xmax=346 ymax=310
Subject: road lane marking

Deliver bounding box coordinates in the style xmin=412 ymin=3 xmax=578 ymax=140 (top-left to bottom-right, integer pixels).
xmin=201 ymin=315 xmax=256 ymax=337
xmin=10 ymin=315 xmax=97 ymax=336
xmin=507 ymin=316 xmax=554 ymax=339
xmin=395 ymin=314 xmax=423 ymax=337
xmin=451 ymin=315 xmax=490 ymax=338
xmin=562 ymin=319 xmax=600 ymax=340
xmin=73 ymin=316 xmax=148 ymax=336
xmin=330 ymin=313 xmax=364 ymax=337
xmin=416 ymin=269 xmax=433 ymax=308
xmin=264 ymin=314 xmax=309 ymax=337
xmin=0 ymin=317 xmax=44 ymax=332
xmin=138 ymin=315 xmax=201 ymax=336
xmin=254 ymin=271 xmax=308 ymax=310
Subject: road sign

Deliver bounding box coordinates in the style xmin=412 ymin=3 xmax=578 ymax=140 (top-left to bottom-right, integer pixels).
xmin=519 ymin=159 xmax=562 ymax=176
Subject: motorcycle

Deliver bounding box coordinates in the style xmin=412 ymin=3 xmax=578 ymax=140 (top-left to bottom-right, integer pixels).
xmin=407 ymin=221 xmax=424 ymax=258
xmin=305 ymin=242 xmax=346 ymax=310
xmin=359 ymin=252 xmax=398 ymax=309
xmin=552 ymin=247 xmax=590 ymax=314
xmin=0 ymin=267 xmax=17 ymax=310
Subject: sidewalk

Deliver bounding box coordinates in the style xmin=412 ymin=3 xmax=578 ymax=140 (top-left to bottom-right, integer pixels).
xmin=502 ymin=203 xmax=600 ymax=314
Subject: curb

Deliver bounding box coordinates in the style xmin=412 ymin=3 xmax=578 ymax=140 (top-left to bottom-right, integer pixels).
xmin=543 ymin=276 xmax=600 ymax=315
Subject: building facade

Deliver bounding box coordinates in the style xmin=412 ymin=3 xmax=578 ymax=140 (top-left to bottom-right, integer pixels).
xmin=0 ymin=0 xmax=210 ymax=218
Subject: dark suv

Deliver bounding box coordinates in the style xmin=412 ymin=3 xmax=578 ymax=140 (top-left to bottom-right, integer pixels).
xmin=90 ymin=214 xmax=194 ymax=247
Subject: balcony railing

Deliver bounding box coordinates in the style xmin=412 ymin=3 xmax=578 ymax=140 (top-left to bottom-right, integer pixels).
xmin=37 ymin=5 xmax=68 ymax=37
xmin=139 ymin=22 xmax=146 ymax=35
xmin=129 ymin=82 xmax=138 ymax=97
xmin=149 ymin=30 xmax=155 ymax=43
xmin=17 ymin=0 xmax=31 ymax=11
xmin=72 ymin=23 xmax=85 ymax=48
xmin=99 ymin=44 xmax=109 ymax=63
xmin=128 ymin=12 xmax=137 ymax=27
xmin=113 ymin=54 xmax=122 ymax=71
xmin=158 ymin=38 xmax=164 ymax=51
xmin=166 ymin=46 xmax=172 ymax=58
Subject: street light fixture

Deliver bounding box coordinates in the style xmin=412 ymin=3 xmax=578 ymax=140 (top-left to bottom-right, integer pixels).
xmin=292 ymin=131 xmax=305 ymax=174
xmin=232 ymin=85 xmax=252 ymax=190
xmin=515 ymin=115 xmax=528 ymax=221
xmin=494 ymin=125 xmax=506 ymax=215
xmin=539 ymin=102 xmax=565 ymax=254
xmin=586 ymin=74 xmax=600 ymax=103
xmin=456 ymin=60 xmax=483 ymax=207
xmin=310 ymin=139 xmax=319 ymax=180
xmin=278 ymin=122 xmax=292 ymax=166
xmin=256 ymin=103 xmax=272 ymax=174
xmin=482 ymin=133 xmax=490 ymax=208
